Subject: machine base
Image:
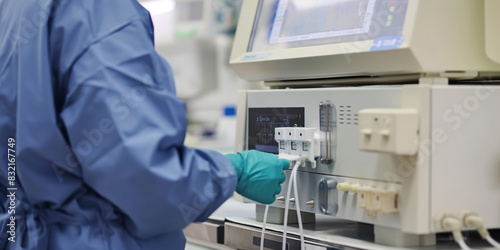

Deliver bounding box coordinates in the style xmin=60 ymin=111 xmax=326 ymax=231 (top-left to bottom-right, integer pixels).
xmin=256 ymin=204 xmax=316 ymax=224
xmin=374 ymin=225 xmax=436 ymax=247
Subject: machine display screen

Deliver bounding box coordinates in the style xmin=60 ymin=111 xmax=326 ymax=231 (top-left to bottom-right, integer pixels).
xmin=248 ymin=0 xmax=409 ymax=52
xmin=248 ymin=107 xmax=305 ymax=154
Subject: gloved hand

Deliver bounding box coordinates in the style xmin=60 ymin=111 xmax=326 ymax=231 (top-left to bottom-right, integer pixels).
xmin=226 ymin=150 xmax=290 ymax=204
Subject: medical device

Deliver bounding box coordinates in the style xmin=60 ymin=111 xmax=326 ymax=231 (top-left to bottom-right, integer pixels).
xmin=230 ymin=0 xmax=500 ymax=248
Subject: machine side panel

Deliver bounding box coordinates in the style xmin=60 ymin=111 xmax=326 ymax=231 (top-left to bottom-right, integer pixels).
xmin=430 ymin=86 xmax=500 ymax=231
xmin=485 ymin=0 xmax=500 ymax=64
xmin=412 ymin=0 xmax=499 ymax=72
xmin=399 ymin=85 xmax=432 ymax=234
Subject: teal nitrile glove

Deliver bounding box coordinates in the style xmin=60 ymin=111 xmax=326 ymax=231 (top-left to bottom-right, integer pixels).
xmin=226 ymin=150 xmax=290 ymax=204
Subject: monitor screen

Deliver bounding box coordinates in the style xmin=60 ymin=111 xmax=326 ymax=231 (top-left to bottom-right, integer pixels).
xmin=248 ymin=0 xmax=409 ymax=52
xmin=248 ymin=107 xmax=305 ymax=154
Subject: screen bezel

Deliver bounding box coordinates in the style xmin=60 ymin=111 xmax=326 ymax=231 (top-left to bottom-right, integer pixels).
xmin=230 ymin=0 xmax=418 ymax=81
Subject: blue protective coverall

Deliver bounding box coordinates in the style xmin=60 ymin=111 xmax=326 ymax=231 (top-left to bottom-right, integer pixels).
xmin=0 ymin=0 xmax=237 ymax=248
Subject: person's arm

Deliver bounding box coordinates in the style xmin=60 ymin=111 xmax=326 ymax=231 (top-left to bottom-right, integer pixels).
xmin=54 ymin=4 xmax=236 ymax=239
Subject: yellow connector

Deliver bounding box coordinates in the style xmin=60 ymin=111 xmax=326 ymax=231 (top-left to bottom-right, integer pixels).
xmin=337 ymin=182 xmax=351 ymax=192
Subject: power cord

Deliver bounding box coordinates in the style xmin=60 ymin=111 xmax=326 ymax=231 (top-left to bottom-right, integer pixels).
xmin=440 ymin=216 xmax=471 ymax=250
xmin=486 ymin=236 xmax=500 ymax=249
xmin=462 ymin=213 xmax=500 ymax=249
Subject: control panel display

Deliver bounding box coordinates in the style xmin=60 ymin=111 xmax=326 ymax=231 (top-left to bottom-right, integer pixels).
xmin=249 ymin=0 xmax=409 ymax=52
xmin=248 ymin=107 xmax=305 ymax=153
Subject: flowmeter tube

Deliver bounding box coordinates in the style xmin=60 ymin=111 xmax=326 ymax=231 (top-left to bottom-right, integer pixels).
xmin=319 ymin=101 xmax=336 ymax=165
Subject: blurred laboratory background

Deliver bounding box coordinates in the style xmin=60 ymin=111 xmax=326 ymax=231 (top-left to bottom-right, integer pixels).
xmin=139 ymin=0 xmax=263 ymax=154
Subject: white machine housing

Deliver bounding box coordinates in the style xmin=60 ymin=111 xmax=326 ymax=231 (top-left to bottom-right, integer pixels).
xmin=231 ymin=0 xmax=500 ymax=247
xmin=235 ymin=85 xmax=500 ymax=235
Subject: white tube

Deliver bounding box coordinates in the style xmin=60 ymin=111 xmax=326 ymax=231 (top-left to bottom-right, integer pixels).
xmin=292 ymin=166 xmax=305 ymax=249
xmin=282 ymin=161 xmax=302 ymax=250
xmin=457 ymin=239 xmax=472 ymax=250
xmin=486 ymin=236 xmax=500 ymax=249
xmin=260 ymin=205 xmax=270 ymax=250
xmin=463 ymin=214 xmax=500 ymax=249
xmin=441 ymin=217 xmax=472 ymax=250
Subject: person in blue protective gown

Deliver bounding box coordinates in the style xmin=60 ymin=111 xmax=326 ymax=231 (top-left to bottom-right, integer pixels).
xmin=0 ymin=0 xmax=289 ymax=249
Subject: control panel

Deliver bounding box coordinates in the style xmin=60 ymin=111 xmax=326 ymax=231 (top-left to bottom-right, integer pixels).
xmin=238 ymin=85 xmax=500 ymax=243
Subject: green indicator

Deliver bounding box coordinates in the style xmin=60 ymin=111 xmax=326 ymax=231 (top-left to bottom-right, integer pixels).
xmin=294 ymin=124 xmax=298 ymax=127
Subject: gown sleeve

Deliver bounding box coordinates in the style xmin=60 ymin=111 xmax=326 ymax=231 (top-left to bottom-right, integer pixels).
xmin=52 ymin=1 xmax=237 ymax=239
